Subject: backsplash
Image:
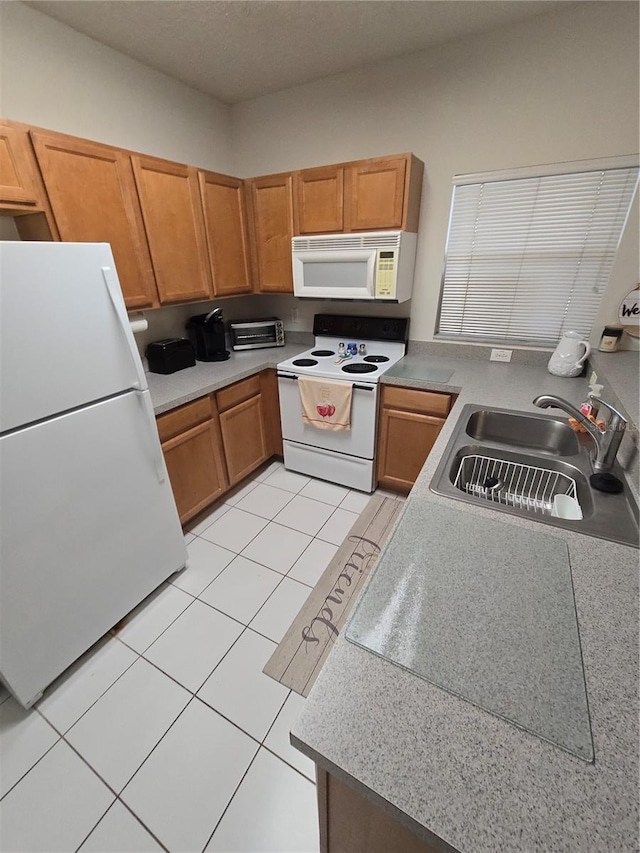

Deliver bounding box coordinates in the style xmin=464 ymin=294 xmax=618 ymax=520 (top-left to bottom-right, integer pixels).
xmin=131 ymin=295 xmax=278 ymax=357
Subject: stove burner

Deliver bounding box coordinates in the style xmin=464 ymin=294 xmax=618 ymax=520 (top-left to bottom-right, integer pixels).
xmin=364 ymin=355 xmax=389 ymax=363
xmin=341 ymin=363 xmax=378 ymax=374
xmin=293 ymin=358 xmax=319 ymax=367
xmin=310 ymin=350 xmax=335 ymax=357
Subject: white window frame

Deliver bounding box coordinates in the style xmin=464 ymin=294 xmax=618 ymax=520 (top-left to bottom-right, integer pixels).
xmin=434 ymin=154 xmax=640 ymax=348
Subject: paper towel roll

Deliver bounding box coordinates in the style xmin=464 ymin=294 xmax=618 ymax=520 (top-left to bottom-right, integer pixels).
xmin=129 ymin=313 xmax=148 ymax=334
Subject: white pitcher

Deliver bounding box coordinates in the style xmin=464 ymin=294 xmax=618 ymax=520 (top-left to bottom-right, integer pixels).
xmin=548 ymin=331 xmax=591 ymax=377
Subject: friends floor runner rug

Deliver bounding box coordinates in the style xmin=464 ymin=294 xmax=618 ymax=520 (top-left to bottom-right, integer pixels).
xmin=263 ymin=495 xmax=403 ymax=697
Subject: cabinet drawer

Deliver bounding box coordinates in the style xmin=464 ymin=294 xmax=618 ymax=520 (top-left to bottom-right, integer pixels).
xmin=216 ymin=375 xmax=262 ymax=412
xmin=381 ymin=385 xmax=451 ymax=417
xmin=156 ymin=396 xmax=212 ymax=443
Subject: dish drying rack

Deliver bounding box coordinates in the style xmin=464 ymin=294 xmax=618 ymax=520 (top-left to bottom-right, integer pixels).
xmin=454 ymin=455 xmax=578 ymax=515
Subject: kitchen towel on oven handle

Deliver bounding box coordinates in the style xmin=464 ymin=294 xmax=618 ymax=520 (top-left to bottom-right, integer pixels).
xmin=298 ymin=376 xmax=353 ymax=431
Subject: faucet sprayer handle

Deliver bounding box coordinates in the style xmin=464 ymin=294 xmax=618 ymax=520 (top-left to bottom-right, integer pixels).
xmin=589 ymin=396 xmax=627 ymax=427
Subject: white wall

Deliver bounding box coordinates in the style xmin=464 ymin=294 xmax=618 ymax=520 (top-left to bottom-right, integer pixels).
xmin=0 ymin=0 xmax=242 ymax=352
xmin=0 ymin=1 xmax=232 ymax=172
xmin=231 ymin=1 xmax=639 ymax=347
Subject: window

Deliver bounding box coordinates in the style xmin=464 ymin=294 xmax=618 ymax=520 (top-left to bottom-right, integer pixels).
xmin=436 ymin=159 xmax=639 ymax=347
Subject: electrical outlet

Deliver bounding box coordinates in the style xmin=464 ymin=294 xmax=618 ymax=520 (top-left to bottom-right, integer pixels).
xmin=490 ymin=348 xmax=512 ymax=363
xmin=290 ymin=306 xmax=299 ymax=323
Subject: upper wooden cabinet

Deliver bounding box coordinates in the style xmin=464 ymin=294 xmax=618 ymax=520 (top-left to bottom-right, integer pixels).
xmin=294 ymin=165 xmax=344 ymax=234
xmin=131 ymin=155 xmax=212 ymax=304
xmin=0 ymin=124 xmax=39 ymax=207
xmin=290 ymin=153 xmax=424 ymax=236
xmin=247 ymin=173 xmax=294 ymax=293
xmin=198 ymin=170 xmax=253 ymax=297
xmin=346 ymin=156 xmax=407 ymax=231
xmin=3 ymin=117 xmax=426 ymax=309
xmin=31 ymin=131 xmax=159 ymax=310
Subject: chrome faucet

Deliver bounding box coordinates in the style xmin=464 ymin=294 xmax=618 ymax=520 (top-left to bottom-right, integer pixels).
xmin=533 ymin=395 xmax=627 ymax=472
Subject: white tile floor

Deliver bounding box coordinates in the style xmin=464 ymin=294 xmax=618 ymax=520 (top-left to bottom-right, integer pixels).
xmin=0 ymin=461 xmax=404 ymax=853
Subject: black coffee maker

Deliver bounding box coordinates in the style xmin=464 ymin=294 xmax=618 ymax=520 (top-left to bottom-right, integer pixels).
xmin=186 ymin=308 xmax=230 ymax=362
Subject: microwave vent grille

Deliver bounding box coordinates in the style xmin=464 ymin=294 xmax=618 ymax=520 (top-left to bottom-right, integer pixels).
xmin=293 ymin=233 xmax=401 ymax=252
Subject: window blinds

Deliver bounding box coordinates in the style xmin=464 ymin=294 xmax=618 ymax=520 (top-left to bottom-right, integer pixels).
xmin=437 ymin=165 xmax=639 ymax=346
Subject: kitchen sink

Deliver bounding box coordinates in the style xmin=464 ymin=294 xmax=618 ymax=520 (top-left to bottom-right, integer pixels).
xmin=431 ymin=404 xmax=639 ymax=548
xmin=465 ymin=409 xmax=579 ymax=456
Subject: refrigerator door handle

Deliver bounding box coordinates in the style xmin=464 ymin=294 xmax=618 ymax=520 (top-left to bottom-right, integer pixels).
xmin=102 ymin=266 xmax=147 ymax=392
xmin=136 ymin=390 xmax=166 ymax=484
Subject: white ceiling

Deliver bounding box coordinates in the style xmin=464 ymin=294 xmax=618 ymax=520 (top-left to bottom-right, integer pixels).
xmin=26 ymin=1 xmax=566 ymax=104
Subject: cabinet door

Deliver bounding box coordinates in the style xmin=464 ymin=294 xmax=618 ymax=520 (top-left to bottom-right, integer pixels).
xmin=377 ymin=408 xmax=445 ymax=493
xmin=346 ymin=157 xmax=407 ymax=231
xmin=318 ymin=768 xmax=442 ymax=853
xmin=160 ymin=418 xmax=228 ymax=524
xmin=0 ymin=124 xmax=38 ymax=206
xmin=132 ymin=155 xmax=212 ymax=304
xmin=248 ymin=174 xmax=294 ymax=293
xmin=260 ymin=369 xmax=283 ymax=457
xmin=219 ymin=394 xmax=268 ymax=485
xmin=199 ymin=170 xmax=253 ymax=297
xmin=294 ymin=165 xmax=344 ymax=234
xmin=31 ymin=131 xmax=159 ymax=310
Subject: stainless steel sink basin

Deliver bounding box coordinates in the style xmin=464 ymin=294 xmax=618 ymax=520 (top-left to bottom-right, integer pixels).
xmin=449 ymin=445 xmax=594 ymax=518
xmin=431 ymin=404 xmax=639 ymax=548
xmin=466 ymin=409 xmax=579 ymax=456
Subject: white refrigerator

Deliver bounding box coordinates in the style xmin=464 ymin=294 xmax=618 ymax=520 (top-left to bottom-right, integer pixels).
xmin=0 ymin=242 xmax=187 ymax=708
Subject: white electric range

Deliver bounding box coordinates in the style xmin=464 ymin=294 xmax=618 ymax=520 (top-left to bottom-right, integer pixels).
xmin=277 ymin=315 xmax=408 ymax=492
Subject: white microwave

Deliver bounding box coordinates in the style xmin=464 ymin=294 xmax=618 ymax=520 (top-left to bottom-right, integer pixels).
xmin=292 ymin=230 xmax=417 ymax=302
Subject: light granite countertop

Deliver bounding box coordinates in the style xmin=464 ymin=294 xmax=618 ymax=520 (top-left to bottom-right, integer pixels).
xmin=291 ymin=355 xmax=640 ymax=853
xmin=146 ymin=344 xmax=307 ymax=414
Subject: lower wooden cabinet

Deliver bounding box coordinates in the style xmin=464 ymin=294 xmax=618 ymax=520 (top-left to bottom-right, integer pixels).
xmin=156 ymin=397 xmax=228 ymax=525
xmin=217 ymin=376 xmax=269 ymax=485
xmin=260 ymin=368 xmax=283 ymax=457
xmin=157 ymin=370 xmax=283 ymax=525
xmin=219 ymin=395 xmax=268 ymax=485
xmin=377 ymin=385 xmax=452 ymax=494
xmin=317 ymin=768 xmax=443 ymax=853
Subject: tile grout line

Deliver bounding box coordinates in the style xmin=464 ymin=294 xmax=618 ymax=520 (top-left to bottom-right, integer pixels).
xmin=72 ymin=795 xmax=170 ymax=853
xmin=1 ymin=640 xmax=143 ymax=805
xmin=0 ymin=729 xmax=61 ymax=804
xmin=188 ymin=464 xmax=356 ymax=539
xmin=114 ymin=595 xmax=200 ymax=658
xmin=199 ymin=743 xmax=262 ymax=853
xmin=72 ymin=798 xmax=119 ymax=853
xmin=201 ymin=696 xmax=317 ymax=852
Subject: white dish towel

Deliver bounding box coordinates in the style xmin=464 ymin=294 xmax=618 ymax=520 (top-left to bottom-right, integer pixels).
xmin=298 ymin=376 xmax=353 ymax=431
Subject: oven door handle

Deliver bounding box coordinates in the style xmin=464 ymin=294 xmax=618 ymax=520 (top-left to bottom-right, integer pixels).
xmin=277 ymin=373 xmax=375 ymax=392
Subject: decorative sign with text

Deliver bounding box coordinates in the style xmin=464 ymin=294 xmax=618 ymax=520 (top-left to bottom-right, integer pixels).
xmin=619 ymin=286 xmax=640 ymax=337
xmin=263 ymin=495 xmax=402 ymax=696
